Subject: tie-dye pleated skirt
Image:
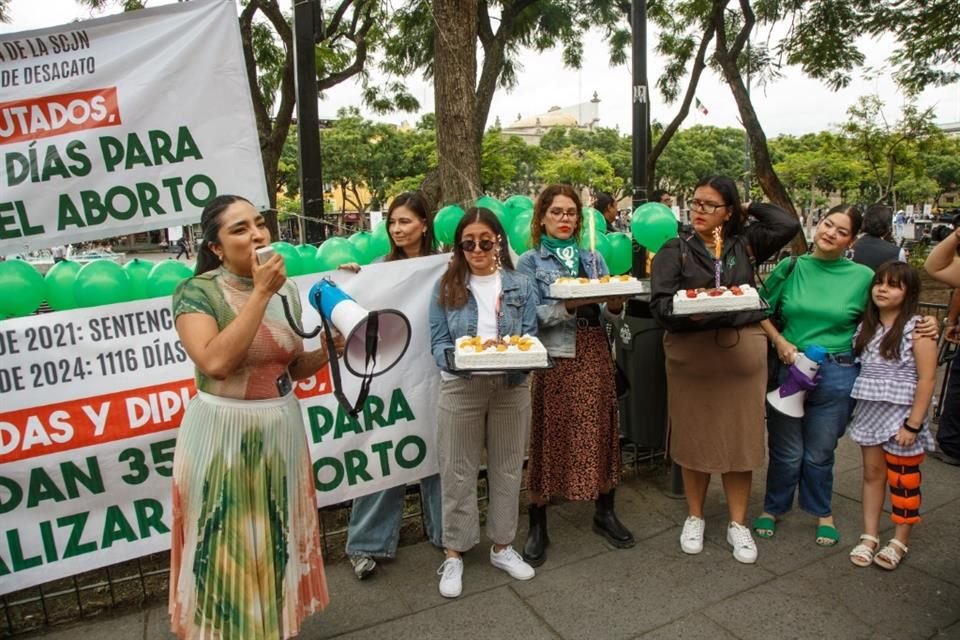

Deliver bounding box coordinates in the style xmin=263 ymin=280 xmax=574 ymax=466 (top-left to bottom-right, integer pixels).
xmin=169 ymin=391 xmax=329 ymax=639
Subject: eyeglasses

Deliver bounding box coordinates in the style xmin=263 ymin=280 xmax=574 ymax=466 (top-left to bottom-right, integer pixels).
xmin=690 ymin=199 xmax=728 ymax=215
xmin=459 ymin=238 xmax=496 ymax=252
xmin=546 ymin=208 xmax=579 ymax=219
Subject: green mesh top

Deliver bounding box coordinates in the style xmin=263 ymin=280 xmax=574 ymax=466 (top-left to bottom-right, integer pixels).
xmin=172 ymin=267 xmax=304 ymax=399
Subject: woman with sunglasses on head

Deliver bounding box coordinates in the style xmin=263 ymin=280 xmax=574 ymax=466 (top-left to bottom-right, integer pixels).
xmin=650 ymin=176 xmax=799 ymax=564
xmin=169 ymin=195 xmax=338 ymax=638
xmin=340 ymin=192 xmax=444 ymax=581
xmin=515 ymin=183 xmax=634 ymax=568
xmin=429 ymin=207 xmax=539 ymax=598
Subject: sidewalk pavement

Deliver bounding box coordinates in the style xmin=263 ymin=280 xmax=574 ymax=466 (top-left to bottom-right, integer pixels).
xmin=29 ymin=438 xmax=960 ymax=640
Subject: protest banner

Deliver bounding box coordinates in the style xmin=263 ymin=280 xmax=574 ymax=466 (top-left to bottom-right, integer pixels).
xmin=0 ymin=0 xmax=267 ymax=256
xmin=0 ymin=255 xmax=446 ymax=595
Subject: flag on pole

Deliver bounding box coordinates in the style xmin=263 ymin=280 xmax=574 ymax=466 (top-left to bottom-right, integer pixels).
xmin=695 ymin=97 xmax=709 ymax=116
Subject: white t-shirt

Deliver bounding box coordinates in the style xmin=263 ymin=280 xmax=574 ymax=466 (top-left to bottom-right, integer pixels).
xmin=469 ymin=271 xmax=501 ymax=340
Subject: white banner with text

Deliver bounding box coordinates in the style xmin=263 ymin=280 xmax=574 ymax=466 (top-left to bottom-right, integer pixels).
xmin=0 ymin=255 xmax=445 ymax=595
xmin=0 ymin=0 xmax=267 ymax=256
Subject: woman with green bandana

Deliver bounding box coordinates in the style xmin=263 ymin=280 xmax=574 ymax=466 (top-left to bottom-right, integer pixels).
xmin=516 ymin=184 xmax=634 ymax=568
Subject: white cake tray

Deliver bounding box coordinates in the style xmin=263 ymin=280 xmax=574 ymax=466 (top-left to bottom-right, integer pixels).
xmin=444 ymin=348 xmax=555 ymax=373
xmin=668 ymin=297 xmax=769 ymax=317
xmin=549 ymin=279 xmax=651 ymax=300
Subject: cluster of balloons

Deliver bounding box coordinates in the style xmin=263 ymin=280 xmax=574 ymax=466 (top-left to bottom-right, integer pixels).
xmin=431 ymin=194 xmax=679 ymax=276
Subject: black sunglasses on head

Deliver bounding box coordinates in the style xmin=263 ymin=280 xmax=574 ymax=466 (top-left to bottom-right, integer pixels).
xmin=459 ymin=239 xmax=496 ymax=252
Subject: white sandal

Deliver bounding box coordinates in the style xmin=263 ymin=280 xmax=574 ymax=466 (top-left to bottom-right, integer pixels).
xmin=874 ymin=538 xmax=908 ymax=571
xmin=849 ymin=534 xmax=880 ymax=567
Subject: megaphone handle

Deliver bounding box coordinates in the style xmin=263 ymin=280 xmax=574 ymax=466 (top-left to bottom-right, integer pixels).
xmin=319 ymin=309 xmax=372 ymax=417
xmin=279 ymin=294 xmax=323 ymax=339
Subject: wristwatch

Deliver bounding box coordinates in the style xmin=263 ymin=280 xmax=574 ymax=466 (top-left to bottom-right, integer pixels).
xmin=902 ymin=419 xmax=923 ymax=434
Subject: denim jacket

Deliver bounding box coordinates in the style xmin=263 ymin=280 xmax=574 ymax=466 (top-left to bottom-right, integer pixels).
xmin=516 ymin=245 xmax=620 ymax=358
xmin=429 ymin=268 xmax=539 ymax=386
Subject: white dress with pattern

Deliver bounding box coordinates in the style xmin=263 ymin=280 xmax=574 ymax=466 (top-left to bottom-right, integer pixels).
xmin=848 ymin=315 xmax=933 ymax=456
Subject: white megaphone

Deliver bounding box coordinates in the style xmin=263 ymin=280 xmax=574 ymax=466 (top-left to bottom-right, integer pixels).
xmin=767 ymin=345 xmax=827 ymax=418
xmin=308 ymin=278 xmax=411 ymax=378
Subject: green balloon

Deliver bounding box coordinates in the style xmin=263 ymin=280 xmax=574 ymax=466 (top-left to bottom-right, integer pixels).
xmin=476 ymin=195 xmax=511 ymax=228
xmin=145 ymin=260 xmax=192 ymax=298
xmin=43 ymin=260 xmax=82 ymax=312
xmin=123 ymin=258 xmax=155 ymax=300
xmin=0 ymin=259 xmax=44 ymax=317
xmin=316 ymin=237 xmax=362 ymax=271
xmin=370 ymin=221 xmax=392 ymax=258
xmin=631 ymin=202 xmax=678 ymax=252
xmin=75 ymin=260 xmax=132 ymax=307
xmin=347 ymin=232 xmax=375 ymax=265
xmin=504 ymin=194 xmax=534 ymax=216
xmin=507 ymin=211 xmax=534 ymax=254
xmin=579 ymin=232 xmax=612 ymax=268
xmin=296 ymin=244 xmax=321 ymax=274
xmin=434 ymin=204 xmax=465 ymax=246
xmin=605 ymin=232 xmax=634 ymax=275
xmin=271 ymin=241 xmax=303 ymax=276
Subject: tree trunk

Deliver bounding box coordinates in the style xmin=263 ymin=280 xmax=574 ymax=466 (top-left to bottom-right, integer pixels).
xmin=433 ymin=0 xmax=481 ymax=207
xmin=713 ymin=0 xmax=803 ymax=254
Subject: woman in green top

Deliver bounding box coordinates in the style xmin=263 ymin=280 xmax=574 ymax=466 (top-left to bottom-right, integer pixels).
xmin=756 ymin=205 xmax=873 ymax=546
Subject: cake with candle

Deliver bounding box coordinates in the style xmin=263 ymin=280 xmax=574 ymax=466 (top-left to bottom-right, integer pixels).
xmin=454 ymin=334 xmax=549 ymax=370
xmin=548 ymin=274 xmax=649 ymax=299
xmin=671 ymin=284 xmax=763 ymax=314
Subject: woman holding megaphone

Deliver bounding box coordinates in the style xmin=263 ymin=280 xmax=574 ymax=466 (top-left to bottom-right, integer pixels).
xmin=651 ymin=176 xmax=798 ymax=565
xmin=429 ymin=207 xmax=539 ymax=598
xmin=169 ymin=195 xmax=338 ymax=639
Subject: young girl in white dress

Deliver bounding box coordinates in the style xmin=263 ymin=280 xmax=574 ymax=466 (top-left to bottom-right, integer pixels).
xmin=847 ymin=261 xmax=937 ymax=570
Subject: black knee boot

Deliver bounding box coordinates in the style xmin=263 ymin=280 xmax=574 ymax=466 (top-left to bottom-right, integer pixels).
xmin=593 ymin=490 xmax=635 ymax=548
xmin=522 ymin=504 xmax=549 ymax=567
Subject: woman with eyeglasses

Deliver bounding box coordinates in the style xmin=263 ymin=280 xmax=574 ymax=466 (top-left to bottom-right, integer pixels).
xmin=650 ymin=175 xmax=799 ymax=564
xmin=755 ymin=204 xmax=936 ymax=548
xmin=339 ymin=192 xmax=444 ymax=581
xmin=515 ymin=183 xmax=634 ymax=568
xmin=429 ymin=207 xmax=539 ymax=598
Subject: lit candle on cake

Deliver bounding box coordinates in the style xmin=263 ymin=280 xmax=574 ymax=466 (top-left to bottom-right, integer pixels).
xmin=712 ymin=227 xmax=723 ymax=289
xmin=588 ymin=210 xmax=598 ymax=276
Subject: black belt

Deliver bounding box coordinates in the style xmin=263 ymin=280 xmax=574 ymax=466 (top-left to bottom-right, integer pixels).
xmin=826 ymin=352 xmax=855 ymax=365
xmin=576 ymin=317 xmax=603 ymax=328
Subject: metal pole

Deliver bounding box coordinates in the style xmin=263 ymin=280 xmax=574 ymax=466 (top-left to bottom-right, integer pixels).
xmin=631 ymin=0 xmax=650 ymax=277
xmin=743 ymin=40 xmax=751 ymax=200
xmin=293 ymin=0 xmax=326 ymax=243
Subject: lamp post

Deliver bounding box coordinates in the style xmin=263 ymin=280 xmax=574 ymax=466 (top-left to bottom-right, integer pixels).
xmin=293 ymin=0 xmax=326 ymax=243
xmin=631 ymin=0 xmax=650 ymax=277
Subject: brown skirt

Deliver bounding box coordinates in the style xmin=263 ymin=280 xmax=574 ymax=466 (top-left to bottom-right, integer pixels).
xmin=664 ymin=324 xmax=767 ymax=473
xmin=528 ymin=326 xmax=620 ymax=501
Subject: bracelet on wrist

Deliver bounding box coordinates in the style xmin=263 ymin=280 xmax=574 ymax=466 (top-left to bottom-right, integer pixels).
xmin=902 ymin=419 xmax=923 ymax=434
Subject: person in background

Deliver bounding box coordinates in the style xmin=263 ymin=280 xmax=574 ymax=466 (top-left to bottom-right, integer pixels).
xmin=517 ymin=184 xmax=634 ymax=568
xmin=851 ymin=205 xmax=905 ymax=271
xmin=429 ymin=207 xmax=538 ymax=598
xmin=651 ymin=175 xmax=798 ymax=564
xmin=175 ymin=236 xmax=191 ymax=261
xmin=650 ymin=189 xmax=675 ymax=208
xmin=593 ymin=192 xmax=620 ymax=233
xmin=340 ymin=191 xmax=444 ymax=580
xmin=169 ymin=195 xmax=336 ymax=639
xmin=923 ymin=228 xmax=960 ymax=465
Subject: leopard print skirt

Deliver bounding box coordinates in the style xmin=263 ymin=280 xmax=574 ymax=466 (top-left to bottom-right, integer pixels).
xmin=527 ymin=326 xmax=620 ymax=501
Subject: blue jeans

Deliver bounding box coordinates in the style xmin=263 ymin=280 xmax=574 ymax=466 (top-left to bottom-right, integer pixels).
xmin=345 ymin=474 xmax=443 ymax=557
xmin=763 ymin=357 xmax=859 ymax=517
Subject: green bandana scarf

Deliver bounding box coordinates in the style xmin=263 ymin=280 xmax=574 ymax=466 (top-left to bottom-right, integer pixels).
xmin=541 ymin=235 xmax=580 ymax=276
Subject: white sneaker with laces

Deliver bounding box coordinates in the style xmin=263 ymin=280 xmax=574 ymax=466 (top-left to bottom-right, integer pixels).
xmin=727 ymin=521 xmax=758 ymax=564
xmin=680 ymin=516 xmax=705 ymax=554
xmin=437 ymin=557 xmax=463 ymax=598
xmin=489 ymin=545 xmax=535 ymax=580
xmin=349 ymin=554 xmax=376 ymax=580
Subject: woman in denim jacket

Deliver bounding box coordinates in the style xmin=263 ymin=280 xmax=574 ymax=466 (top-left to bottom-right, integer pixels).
xmin=339 ymin=192 xmax=444 ymax=581
xmin=429 ymin=207 xmax=539 ymax=599
xmin=516 ymin=184 xmax=635 ymax=568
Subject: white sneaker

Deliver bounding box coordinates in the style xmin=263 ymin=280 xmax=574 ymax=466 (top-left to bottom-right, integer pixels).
xmin=349 ymin=554 xmax=376 ymax=580
xmin=727 ymin=521 xmax=758 ymax=564
xmin=437 ymin=557 xmax=463 ymax=598
xmin=489 ymin=545 xmax=536 ymax=580
xmin=680 ymin=516 xmax=705 ymax=554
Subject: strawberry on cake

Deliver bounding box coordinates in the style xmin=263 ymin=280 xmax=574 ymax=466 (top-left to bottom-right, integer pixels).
xmin=671 ymin=284 xmax=762 ymax=315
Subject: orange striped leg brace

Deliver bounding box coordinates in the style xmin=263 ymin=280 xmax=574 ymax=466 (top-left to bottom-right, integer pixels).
xmin=885 ymin=452 xmax=925 ymax=525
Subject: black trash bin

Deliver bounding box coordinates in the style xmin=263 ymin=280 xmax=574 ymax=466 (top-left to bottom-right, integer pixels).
xmin=614 ymin=298 xmax=668 ymax=452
